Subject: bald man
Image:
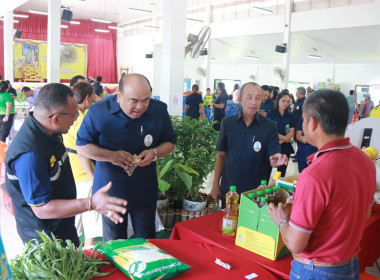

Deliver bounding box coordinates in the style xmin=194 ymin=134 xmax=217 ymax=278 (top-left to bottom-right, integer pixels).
xmin=76 ymin=74 xmax=176 ymax=241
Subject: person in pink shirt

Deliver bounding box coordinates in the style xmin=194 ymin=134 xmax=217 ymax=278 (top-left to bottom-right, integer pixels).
xmin=268 ymin=89 xmax=376 ymax=280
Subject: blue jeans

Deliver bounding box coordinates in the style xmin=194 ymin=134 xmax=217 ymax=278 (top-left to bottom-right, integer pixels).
xmin=290 ymin=257 xmax=359 ymax=280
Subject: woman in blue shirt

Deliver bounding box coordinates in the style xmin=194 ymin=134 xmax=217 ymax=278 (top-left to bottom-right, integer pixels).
xmin=267 ymin=91 xmax=295 ymax=177
xmin=184 ymin=84 xmax=204 ymax=120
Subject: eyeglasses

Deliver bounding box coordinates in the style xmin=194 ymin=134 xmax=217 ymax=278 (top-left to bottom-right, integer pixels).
xmin=48 ymin=111 xmax=79 ymax=120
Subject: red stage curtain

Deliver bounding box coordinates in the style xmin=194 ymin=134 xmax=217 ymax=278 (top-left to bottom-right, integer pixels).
xmin=0 ymin=13 xmax=117 ymax=83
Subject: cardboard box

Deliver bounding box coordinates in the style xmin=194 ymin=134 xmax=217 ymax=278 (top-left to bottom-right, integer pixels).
xmin=235 ymin=189 xmax=290 ymax=260
xmin=276 ymin=174 xmax=299 ymax=194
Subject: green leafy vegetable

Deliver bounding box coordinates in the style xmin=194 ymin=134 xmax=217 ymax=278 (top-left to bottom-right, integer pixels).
xmin=11 ymin=231 xmax=111 ymax=280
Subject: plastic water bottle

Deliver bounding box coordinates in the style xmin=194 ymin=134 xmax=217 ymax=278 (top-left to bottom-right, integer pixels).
xmin=248 ymin=192 xmax=255 ymax=202
xmin=259 ymin=180 xmax=267 ymax=189
xmin=222 ymin=186 xmax=239 ymax=236
xmin=265 ymin=188 xmax=275 ymax=204
xmin=255 ymin=190 xmax=264 ymax=204
xmin=259 ymin=197 xmax=268 ymax=208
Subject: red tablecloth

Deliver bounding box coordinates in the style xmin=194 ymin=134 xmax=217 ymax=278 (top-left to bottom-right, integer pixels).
xmin=89 ymin=239 xmax=277 ymax=280
xmin=171 ymin=209 xmax=380 ymax=278
xmin=171 ymin=211 xmax=292 ymax=280
xmin=358 ymin=208 xmax=380 ymax=272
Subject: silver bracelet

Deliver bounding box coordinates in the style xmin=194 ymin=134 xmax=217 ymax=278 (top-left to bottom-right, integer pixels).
xmin=278 ymin=219 xmax=289 ymax=228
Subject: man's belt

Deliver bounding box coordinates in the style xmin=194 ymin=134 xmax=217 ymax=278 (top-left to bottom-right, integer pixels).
xmin=293 ymin=253 xmax=355 ymax=267
xmin=66 ymin=148 xmax=77 ymax=154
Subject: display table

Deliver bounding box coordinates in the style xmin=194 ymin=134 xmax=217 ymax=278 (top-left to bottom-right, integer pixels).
xmin=171 ymin=209 xmax=380 ymax=279
xmin=171 ymin=211 xmax=292 ymax=279
xmin=90 ymin=239 xmax=277 ymax=280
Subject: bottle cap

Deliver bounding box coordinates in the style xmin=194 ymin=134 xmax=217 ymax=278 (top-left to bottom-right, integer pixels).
xmin=230 ymin=186 xmax=236 ymax=191
xmin=261 ymin=197 xmax=268 ymax=202
xmin=276 ymin=171 xmax=282 ymax=177
xmin=265 ymin=188 xmax=272 ymax=194
xmin=293 ymin=181 xmax=297 ymax=185
xmin=256 ymin=190 xmax=263 ymax=196
xmin=273 ymin=186 xmax=279 ymax=191
xmin=261 ymin=180 xmax=267 ymax=185
xmin=248 ymin=193 xmax=255 ymax=199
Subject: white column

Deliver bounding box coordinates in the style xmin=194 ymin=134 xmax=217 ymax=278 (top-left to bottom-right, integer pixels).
xmin=281 ymin=0 xmax=293 ymax=89
xmin=4 ymin=11 xmax=14 ymax=83
xmin=204 ymin=2 xmax=212 ymax=92
xmin=159 ymin=0 xmax=187 ymax=116
xmin=47 ymin=0 xmax=61 ymax=83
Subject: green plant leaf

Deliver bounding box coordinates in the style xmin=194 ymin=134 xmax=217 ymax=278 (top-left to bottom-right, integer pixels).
xmin=158 ymin=179 xmax=171 ymax=192
xmin=157 ymin=159 xmax=174 ymax=180
xmin=176 ymin=170 xmax=192 ymax=189
xmin=174 ymin=163 xmax=198 ymax=175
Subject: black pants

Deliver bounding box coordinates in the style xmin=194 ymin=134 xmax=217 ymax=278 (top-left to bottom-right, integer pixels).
xmin=102 ymin=206 xmax=156 ymax=242
xmin=0 ymin=114 xmax=14 ymax=142
xmin=213 ymin=114 xmax=224 ymax=131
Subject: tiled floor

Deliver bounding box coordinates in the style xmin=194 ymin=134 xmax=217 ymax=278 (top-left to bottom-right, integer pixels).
xmin=1 ymin=156 xmax=379 ymax=278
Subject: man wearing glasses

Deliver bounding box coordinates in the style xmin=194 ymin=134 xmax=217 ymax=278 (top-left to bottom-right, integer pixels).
xmin=5 ymin=83 xmax=127 ymax=246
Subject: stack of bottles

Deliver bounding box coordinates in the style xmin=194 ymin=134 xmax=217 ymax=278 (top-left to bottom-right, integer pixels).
xmin=246 ymin=180 xmax=284 ymax=208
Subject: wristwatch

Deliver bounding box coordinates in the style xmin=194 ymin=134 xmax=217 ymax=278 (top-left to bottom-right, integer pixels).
xmin=278 ymin=219 xmax=289 ymax=228
xmin=152 ymin=148 xmax=157 ymax=162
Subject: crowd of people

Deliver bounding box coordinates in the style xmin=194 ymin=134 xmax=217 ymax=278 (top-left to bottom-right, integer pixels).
xmin=0 ymin=73 xmax=378 ymax=279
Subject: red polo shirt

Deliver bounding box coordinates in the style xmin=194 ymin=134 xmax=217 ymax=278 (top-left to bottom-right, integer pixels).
xmin=289 ymin=138 xmax=376 ymax=263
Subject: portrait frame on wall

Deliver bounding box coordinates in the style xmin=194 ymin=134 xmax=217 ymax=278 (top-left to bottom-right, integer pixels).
xmin=23 ymin=44 xmax=39 ymax=66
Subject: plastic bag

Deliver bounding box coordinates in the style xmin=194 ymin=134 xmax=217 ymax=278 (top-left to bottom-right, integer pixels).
xmin=96 ymin=238 xmax=190 ymax=280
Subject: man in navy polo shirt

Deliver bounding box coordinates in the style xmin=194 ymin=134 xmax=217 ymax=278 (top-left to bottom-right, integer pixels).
xmin=211 ymin=82 xmax=288 ymax=207
xmin=76 ymin=74 xmax=176 ymax=241
xmin=259 ymin=85 xmax=274 ymax=116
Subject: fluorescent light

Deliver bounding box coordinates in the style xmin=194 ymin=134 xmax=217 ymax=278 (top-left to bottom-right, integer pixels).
xmin=108 ymin=25 xmax=123 ymax=30
xmin=91 ymin=18 xmax=112 ymax=24
xmin=252 ymin=6 xmax=273 ymax=14
xmin=144 ymin=25 xmax=160 ymax=29
xmin=307 ymin=54 xmax=322 ymax=59
xmin=0 ymin=18 xmax=19 ymax=23
xmin=95 ymin=28 xmax=110 ymax=33
xmin=61 ymin=25 xmax=68 ymax=28
xmin=186 ymin=17 xmax=203 ymax=23
xmin=13 ymin=14 xmax=29 ymax=18
xmin=129 ymin=8 xmax=152 ymax=14
xmin=70 ymin=20 xmax=80 ymax=25
xmin=245 ymin=55 xmax=259 ymax=60
xmin=29 ymin=9 xmax=48 ymax=15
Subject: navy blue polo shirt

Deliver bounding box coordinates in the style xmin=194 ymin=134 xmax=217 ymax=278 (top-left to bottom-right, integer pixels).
xmin=217 ymin=111 xmax=280 ymax=194
xmin=267 ymin=110 xmax=295 ymax=155
xmin=76 ymin=96 xmax=176 ymax=210
xmin=292 ymin=97 xmax=305 ymax=129
xmin=260 ymin=99 xmax=274 ymax=113
xmin=296 ymin=117 xmax=318 ymax=162
xmin=214 ymin=92 xmax=228 ymax=116
xmin=185 ymin=93 xmax=203 ymax=119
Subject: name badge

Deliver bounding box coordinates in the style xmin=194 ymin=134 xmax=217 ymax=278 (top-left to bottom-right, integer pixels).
xmin=144 ymin=134 xmax=153 ymax=147
xmin=253 ymin=141 xmax=261 ymax=152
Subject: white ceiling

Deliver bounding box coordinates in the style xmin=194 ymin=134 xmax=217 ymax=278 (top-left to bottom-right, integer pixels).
xmin=10 ymin=0 xmax=380 ymax=65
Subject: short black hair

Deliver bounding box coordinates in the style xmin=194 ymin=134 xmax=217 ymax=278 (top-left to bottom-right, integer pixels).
xmin=303 ymin=89 xmax=348 ymax=136
xmin=240 ymin=82 xmax=262 ymax=98
xmin=96 ymin=76 xmax=102 ymax=82
xmin=35 ymin=83 xmax=74 ymax=112
xmin=118 ymin=74 xmax=152 ymax=94
xmin=0 ymin=81 xmax=8 ymax=92
xmin=70 ymin=75 xmax=85 ymax=87
xmin=349 ymin=90 xmax=354 ymax=95
xmin=297 ymin=87 xmax=306 ymax=95
xmin=5 ymin=80 xmax=11 ymax=85
xmin=261 ymin=85 xmax=272 ymax=93
xmin=207 ymin=88 xmax=211 ymax=91
xmin=21 ymin=86 xmax=32 ymax=92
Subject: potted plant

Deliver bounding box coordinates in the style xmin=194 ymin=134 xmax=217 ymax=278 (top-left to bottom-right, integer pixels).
xmin=168 ymin=116 xmax=218 ymax=210
xmin=156 ymin=156 xmax=198 ymax=209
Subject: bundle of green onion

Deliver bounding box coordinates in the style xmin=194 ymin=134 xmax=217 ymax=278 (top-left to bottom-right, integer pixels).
xmin=11 ymin=231 xmax=111 ymax=280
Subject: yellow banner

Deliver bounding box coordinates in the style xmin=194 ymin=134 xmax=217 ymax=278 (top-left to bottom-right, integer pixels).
xmin=13 ymin=39 xmax=87 ymax=80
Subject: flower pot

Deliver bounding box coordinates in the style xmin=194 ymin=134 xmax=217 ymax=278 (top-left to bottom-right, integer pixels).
xmin=157 ymin=196 xmax=169 ymax=210
xmin=182 ymin=198 xmax=207 ymax=211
